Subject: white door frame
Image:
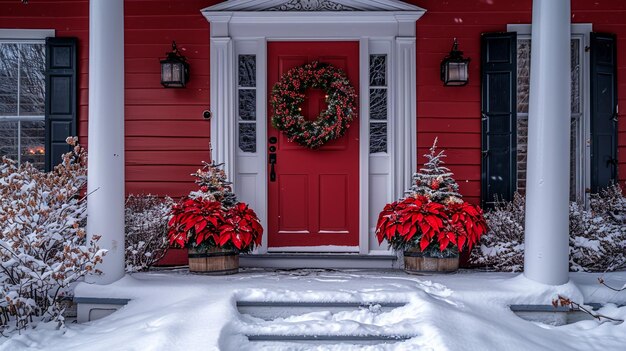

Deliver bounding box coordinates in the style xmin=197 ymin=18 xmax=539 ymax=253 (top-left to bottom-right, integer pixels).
xmin=202 ymin=0 xmax=425 ymax=255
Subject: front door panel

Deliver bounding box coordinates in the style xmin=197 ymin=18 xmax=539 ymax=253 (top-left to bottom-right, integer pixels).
xmin=267 ymin=41 xmax=360 ymax=248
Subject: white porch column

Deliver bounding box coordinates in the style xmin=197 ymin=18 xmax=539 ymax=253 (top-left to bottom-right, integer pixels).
xmin=523 ymin=0 xmax=571 ymax=285
xmin=86 ymin=0 xmax=125 ymax=284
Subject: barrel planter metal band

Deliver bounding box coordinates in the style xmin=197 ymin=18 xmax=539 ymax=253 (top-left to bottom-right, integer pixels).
xmin=188 ymin=248 xmax=239 ymax=275
xmin=403 ymin=250 xmax=459 ymax=275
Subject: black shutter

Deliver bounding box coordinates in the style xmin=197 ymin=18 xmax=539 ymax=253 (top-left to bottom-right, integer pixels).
xmin=481 ymin=32 xmax=517 ymax=207
xmin=45 ymin=37 xmax=77 ymax=171
xmin=590 ymin=33 xmax=618 ymax=192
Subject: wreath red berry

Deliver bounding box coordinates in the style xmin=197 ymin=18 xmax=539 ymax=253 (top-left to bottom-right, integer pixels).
xmin=270 ymin=61 xmax=358 ymax=149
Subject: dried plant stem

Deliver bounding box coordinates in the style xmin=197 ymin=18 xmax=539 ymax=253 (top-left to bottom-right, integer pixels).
xmin=598 ymin=277 xmax=626 ymax=292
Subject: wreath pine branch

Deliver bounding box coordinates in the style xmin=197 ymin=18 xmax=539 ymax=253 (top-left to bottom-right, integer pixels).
xmin=270 ymin=61 xmax=358 ymax=149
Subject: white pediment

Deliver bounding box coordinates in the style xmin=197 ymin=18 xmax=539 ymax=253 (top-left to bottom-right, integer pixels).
xmin=202 ymin=0 xmax=425 ymax=12
xmin=202 ymin=0 xmax=425 ymax=39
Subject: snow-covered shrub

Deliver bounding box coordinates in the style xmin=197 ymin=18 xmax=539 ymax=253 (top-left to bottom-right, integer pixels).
xmin=590 ymin=183 xmax=626 ymax=221
xmin=471 ymin=184 xmax=626 ymax=272
xmin=471 ymin=193 xmax=525 ymax=271
xmin=0 ymin=138 xmax=106 ymax=333
xmin=125 ymin=194 xmax=173 ymax=272
xmin=570 ymin=184 xmax=626 ymax=272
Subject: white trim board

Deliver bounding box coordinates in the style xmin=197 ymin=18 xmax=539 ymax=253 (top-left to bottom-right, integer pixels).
xmin=202 ymin=0 xmax=423 ymax=260
xmin=0 ymin=29 xmax=55 ymax=40
xmin=506 ymin=23 xmax=592 ymax=36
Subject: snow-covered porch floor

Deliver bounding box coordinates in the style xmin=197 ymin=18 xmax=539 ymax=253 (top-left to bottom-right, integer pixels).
xmin=2 ymin=269 xmax=626 ymax=351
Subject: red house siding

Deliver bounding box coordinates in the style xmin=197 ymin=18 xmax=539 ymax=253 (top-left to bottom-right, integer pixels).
xmin=1 ymin=0 xmax=624 ymax=203
xmin=123 ymin=0 xmax=220 ymax=198
xmin=414 ymin=0 xmax=626 ymax=204
xmin=0 ymin=0 xmax=218 ymax=198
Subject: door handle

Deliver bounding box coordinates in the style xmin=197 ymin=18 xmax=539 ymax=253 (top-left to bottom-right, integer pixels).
xmin=607 ymin=157 xmax=618 ymax=169
xmin=269 ymin=153 xmax=277 ymax=182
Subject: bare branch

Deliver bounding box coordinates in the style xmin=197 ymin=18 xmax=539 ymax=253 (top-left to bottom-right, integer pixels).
xmin=553 ymin=295 xmax=624 ymax=324
xmin=598 ymin=277 xmax=626 ymax=292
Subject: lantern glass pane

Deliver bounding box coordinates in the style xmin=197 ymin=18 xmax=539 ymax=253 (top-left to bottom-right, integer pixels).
xmin=447 ymin=62 xmax=467 ymax=82
xmin=172 ymin=63 xmax=182 ymax=83
xmin=161 ymin=62 xmax=172 ymax=82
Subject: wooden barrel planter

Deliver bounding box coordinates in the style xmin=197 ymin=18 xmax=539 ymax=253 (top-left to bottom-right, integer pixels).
xmin=188 ymin=247 xmax=239 ymax=275
xmin=403 ymin=249 xmax=459 ymax=275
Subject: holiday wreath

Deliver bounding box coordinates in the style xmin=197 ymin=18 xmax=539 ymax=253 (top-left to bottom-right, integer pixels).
xmin=270 ymin=61 xmax=357 ymax=149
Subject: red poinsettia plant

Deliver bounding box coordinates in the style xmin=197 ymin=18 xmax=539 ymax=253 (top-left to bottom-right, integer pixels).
xmin=376 ymin=139 xmax=488 ymax=256
xmin=168 ymin=198 xmax=263 ymax=253
xmin=168 ymin=197 xmax=223 ymax=248
xmin=219 ymin=203 xmax=264 ymax=250
xmin=167 ymin=162 xmax=263 ymax=253
xmin=375 ymin=196 xmax=487 ymax=255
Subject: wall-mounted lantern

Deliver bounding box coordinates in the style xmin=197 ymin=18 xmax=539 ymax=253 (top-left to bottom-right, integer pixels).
xmin=160 ymin=41 xmax=189 ymax=88
xmin=440 ymin=38 xmax=470 ymax=86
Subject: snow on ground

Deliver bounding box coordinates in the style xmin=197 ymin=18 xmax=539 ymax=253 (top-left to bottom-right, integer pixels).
xmin=1 ymin=269 xmax=625 ymax=351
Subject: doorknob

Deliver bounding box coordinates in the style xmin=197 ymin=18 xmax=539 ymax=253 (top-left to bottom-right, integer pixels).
xmin=269 ymin=153 xmax=277 ymax=182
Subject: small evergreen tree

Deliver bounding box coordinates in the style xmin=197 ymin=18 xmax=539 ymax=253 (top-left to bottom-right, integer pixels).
xmin=406 ymin=138 xmax=462 ymax=204
xmin=189 ymin=161 xmax=238 ymax=208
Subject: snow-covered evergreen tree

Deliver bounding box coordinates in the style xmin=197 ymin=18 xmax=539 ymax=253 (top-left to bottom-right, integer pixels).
xmin=406 ymin=138 xmax=462 ymax=204
xmin=189 ymin=161 xmax=238 ymax=208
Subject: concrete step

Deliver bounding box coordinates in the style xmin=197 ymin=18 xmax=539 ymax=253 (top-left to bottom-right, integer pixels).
xmin=510 ymin=303 xmax=624 ymax=326
xmin=236 ymin=300 xmax=406 ymax=320
xmin=247 ymin=334 xmax=414 ymax=345
xmin=237 ymin=300 xmax=416 ymax=346
xmin=239 ymin=253 xmax=397 ymax=269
